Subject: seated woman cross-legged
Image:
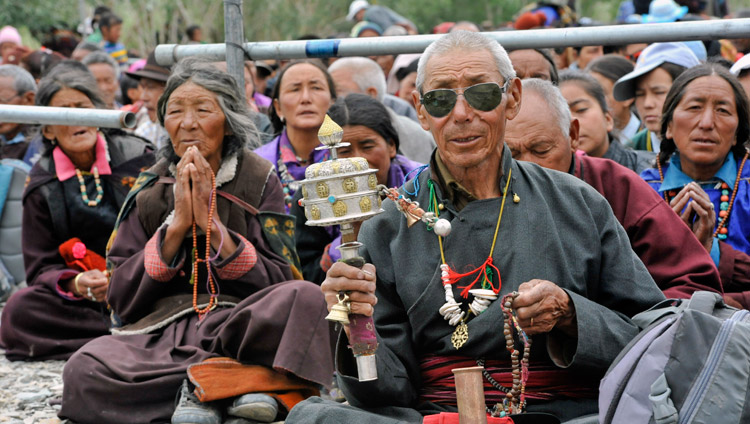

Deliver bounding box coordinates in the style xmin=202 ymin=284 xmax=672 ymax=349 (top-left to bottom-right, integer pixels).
xmin=59 ymin=59 xmax=333 ymax=424
xmin=0 ymin=62 xmax=154 ymax=361
xmin=640 ymin=63 xmax=750 ymax=308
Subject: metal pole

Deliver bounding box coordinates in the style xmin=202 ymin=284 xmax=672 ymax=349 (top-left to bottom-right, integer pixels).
xmin=224 ymin=0 xmax=245 ymax=101
xmin=155 ymin=18 xmax=750 ymax=64
xmin=0 ymin=105 xmax=136 ymax=129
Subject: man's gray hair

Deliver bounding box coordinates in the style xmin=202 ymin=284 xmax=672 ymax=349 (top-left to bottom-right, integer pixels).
xmin=521 ymin=78 xmax=571 ymax=139
xmin=81 ymin=51 xmax=120 ymax=79
xmin=328 ymin=57 xmax=386 ymax=102
xmin=157 ymin=57 xmax=260 ymax=151
xmin=416 ymin=31 xmax=516 ymax=94
xmin=0 ymin=65 xmax=37 ymax=95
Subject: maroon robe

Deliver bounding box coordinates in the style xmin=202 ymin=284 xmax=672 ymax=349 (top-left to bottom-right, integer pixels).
xmin=59 ymin=150 xmax=333 ymax=424
xmin=0 ymin=132 xmax=154 ymax=360
xmin=573 ymin=155 xmax=723 ymax=298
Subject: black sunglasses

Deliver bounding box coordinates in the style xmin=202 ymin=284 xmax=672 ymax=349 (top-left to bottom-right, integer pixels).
xmin=420 ymin=81 xmax=510 ymax=118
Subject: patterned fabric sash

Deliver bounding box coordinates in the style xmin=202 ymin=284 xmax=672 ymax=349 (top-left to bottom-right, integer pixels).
xmin=419 ymin=355 xmax=599 ymax=406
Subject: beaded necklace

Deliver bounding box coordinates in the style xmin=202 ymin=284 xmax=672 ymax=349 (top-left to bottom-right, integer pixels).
xmin=499 ymin=291 xmax=531 ymax=416
xmin=382 ymin=168 xmax=513 ymax=350
xmin=277 ymin=158 xmax=300 ymax=211
xmin=75 ymin=166 xmax=104 ymax=207
xmin=191 ymin=171 xmax=218 ymax=317
xmin=657 ymin=150 xmax=748 ymax=240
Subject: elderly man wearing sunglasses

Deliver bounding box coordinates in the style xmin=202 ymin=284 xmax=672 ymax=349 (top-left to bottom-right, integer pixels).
xmin=288 ymin=31 xmax=664 ymax=424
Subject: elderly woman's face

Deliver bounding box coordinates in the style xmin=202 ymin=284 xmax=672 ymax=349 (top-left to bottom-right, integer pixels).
xmin=274 ymin=63 xmax=332 ymax=132
xmin=666 ymin=75 xmax=738 ymax=172
xmin=42 ymin=88 xmax=98 ymax=156
xmin=164 ymin=82 xmax=227 ymax=165
xmin=338 ymin=125 xmax=396 ymax=185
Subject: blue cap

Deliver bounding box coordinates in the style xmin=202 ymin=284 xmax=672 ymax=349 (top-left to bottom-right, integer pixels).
xmin=613 ymin=42 xmax=700 ymax=101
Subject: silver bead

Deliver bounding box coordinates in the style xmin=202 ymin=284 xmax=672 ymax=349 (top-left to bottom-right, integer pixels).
xmin=434 ymin=218 xmax=452 ymax=237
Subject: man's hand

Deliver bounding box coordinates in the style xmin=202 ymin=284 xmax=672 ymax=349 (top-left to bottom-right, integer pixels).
xmin=321 ymin=262 xmax=378 ymax=338
xmin=512 ymin=279 xmax=577 ymax=337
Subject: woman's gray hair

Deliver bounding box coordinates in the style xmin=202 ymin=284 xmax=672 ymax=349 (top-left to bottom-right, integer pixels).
xmin=521 ymin=78 xmax=571 ymax=140
xmin=157 ymin=57 xmax=260 ymax=158
xmin=36 ymin=64 xmax=104 ymax=109
xmin=81 ymin=51 xmax=120 ymax=80
xmin=416 ymin=30 xmax=516 ymax=94
xmin=0 ymin=65 xmax=37 ymax=95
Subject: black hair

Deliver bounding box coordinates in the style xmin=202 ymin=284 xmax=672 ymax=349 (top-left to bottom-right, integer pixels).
xmin=659 ymin=63 xmax=750 ymax=165
xmin=559 ymin=69 xmax=609 ymax=114
xmin=327 ymin=93 xmax=400 ymax=151
xmin=586 ymin=54 xmax=634 ymax=82
xmin=119 ymin=74 xmax=139 ymax=105
xmin=98 ymin=13 xmax=123 ymax=29
xmin=186 ymin=25 xmax=201 ymax=40
xmin=267 ymin=59 xmax=336 ymax=134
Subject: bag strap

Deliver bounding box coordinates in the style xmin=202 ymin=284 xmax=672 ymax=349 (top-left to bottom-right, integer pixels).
xmin=156 ymin=176 xmax=259 ymax=216
xmin=632 ymin=299 xmax=688 ymax=329
xmin=686 ymin=291 xmax=724 ymax=315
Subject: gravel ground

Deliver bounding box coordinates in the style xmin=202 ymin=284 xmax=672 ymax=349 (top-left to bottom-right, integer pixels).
xmin=0 ymin=302 xmax=66 ymax=424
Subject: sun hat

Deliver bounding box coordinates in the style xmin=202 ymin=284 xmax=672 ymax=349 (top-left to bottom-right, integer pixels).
xmin=350 ymin=21 xmax=383 ymax=38
xmin=642 ymin=0 xmax=689 ymax=23
xmin=613 ymin=42 xmax=700 ymax=101
xmin=124 ymin=50 xmax=171 ymax=83
xmin=347 ymin=0 xmax=369 ymax=21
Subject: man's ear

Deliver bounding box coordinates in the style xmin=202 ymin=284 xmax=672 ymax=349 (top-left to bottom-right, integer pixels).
xmin=504 ymin=78 xmax=523 ymax=121
xmin=412 ymin=90 xmax=431 ymax=131
xmin=569 ymin=118 xmax=581 ymax=152
xmin=21 ymin=91 xmax=35 ymax=106
xmin=365 ymin=86 xmax=378 ymax=99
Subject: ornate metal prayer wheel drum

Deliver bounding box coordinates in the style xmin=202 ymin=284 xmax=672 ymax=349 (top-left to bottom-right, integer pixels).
xmin=299 ymin=157 xmax=382 ymax=226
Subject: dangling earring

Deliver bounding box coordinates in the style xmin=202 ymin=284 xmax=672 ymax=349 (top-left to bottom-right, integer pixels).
xmin=280 ymin=116 xmax=286 ymax=124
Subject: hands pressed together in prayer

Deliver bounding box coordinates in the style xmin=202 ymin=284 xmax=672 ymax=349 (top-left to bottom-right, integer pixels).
xmin=321 ymin=262 xmax=378 ymax=338
xmin=162 ymin=146 xmax=237 ymax=264
xmin=670 ymin=182 xmax=716 ymax=253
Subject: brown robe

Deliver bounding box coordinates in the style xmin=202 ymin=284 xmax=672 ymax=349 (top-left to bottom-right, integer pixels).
xmin=59 ymin=149 xmax=333 ymax=424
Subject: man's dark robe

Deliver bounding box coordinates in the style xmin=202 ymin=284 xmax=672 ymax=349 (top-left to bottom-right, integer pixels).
xmin=59 ymin=150 xmax=333 ymax=424
xmin=288 ymin=145 xmax=665 ymax=423
xmin=0 ymin=131 xmax=154 ymax=360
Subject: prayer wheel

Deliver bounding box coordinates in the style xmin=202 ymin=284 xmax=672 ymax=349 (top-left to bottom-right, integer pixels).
xmin=298 ymin=115 xmax=384 ymax=381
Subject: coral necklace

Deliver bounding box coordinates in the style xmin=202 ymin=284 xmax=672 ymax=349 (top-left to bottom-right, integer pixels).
xmin=657 ymin=150 xmax=748 ymax=240
xmin=75 ymin=167 xmax=104 ymax=207
xmin=435 ymin=168 xmax=513 ymax=350
xmin=191 ymin=171 xmax=218 ymax=317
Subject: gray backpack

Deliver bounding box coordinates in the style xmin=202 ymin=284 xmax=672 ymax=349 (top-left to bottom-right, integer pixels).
xmin=599 ymin=291 xmax=750 ymax=424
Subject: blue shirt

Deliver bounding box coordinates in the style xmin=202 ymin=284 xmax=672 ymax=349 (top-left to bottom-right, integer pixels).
xmin=641 ymin=152 xmax=750 ymax=263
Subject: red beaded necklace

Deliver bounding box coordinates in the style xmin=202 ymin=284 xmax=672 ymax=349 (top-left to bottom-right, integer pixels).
xmin=656 ymin=150 xmax=749 ymax=239
xmin=191 ymin=171 xmax=218 ymax=317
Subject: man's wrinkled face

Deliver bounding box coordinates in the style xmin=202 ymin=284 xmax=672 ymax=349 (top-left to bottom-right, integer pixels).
xmin=505 ymin=90 xmax=578 ymax=173
xmin=413 ymin=49 xmax=521 ymax=171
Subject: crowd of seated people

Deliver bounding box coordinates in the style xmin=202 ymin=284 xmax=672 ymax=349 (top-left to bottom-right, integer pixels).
xmin=1 ymin=1 xmax=750 ymax=423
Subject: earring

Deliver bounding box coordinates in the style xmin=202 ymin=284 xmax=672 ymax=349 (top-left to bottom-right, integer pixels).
xmin=280 ymin=116 xmax=286 ymax=124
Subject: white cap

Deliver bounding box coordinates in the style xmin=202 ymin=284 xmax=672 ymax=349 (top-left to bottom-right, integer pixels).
xmin=347 ymin=0 xmax=369 ymax=21
xmin=730 ymin=55 xmax=750 ymax=76
xmin=613 ymin=42 xmax=700 ymax=101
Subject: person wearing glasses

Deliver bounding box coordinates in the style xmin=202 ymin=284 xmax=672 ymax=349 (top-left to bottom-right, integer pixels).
xmin=287 ymin=31 xmax=664 ymax=423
